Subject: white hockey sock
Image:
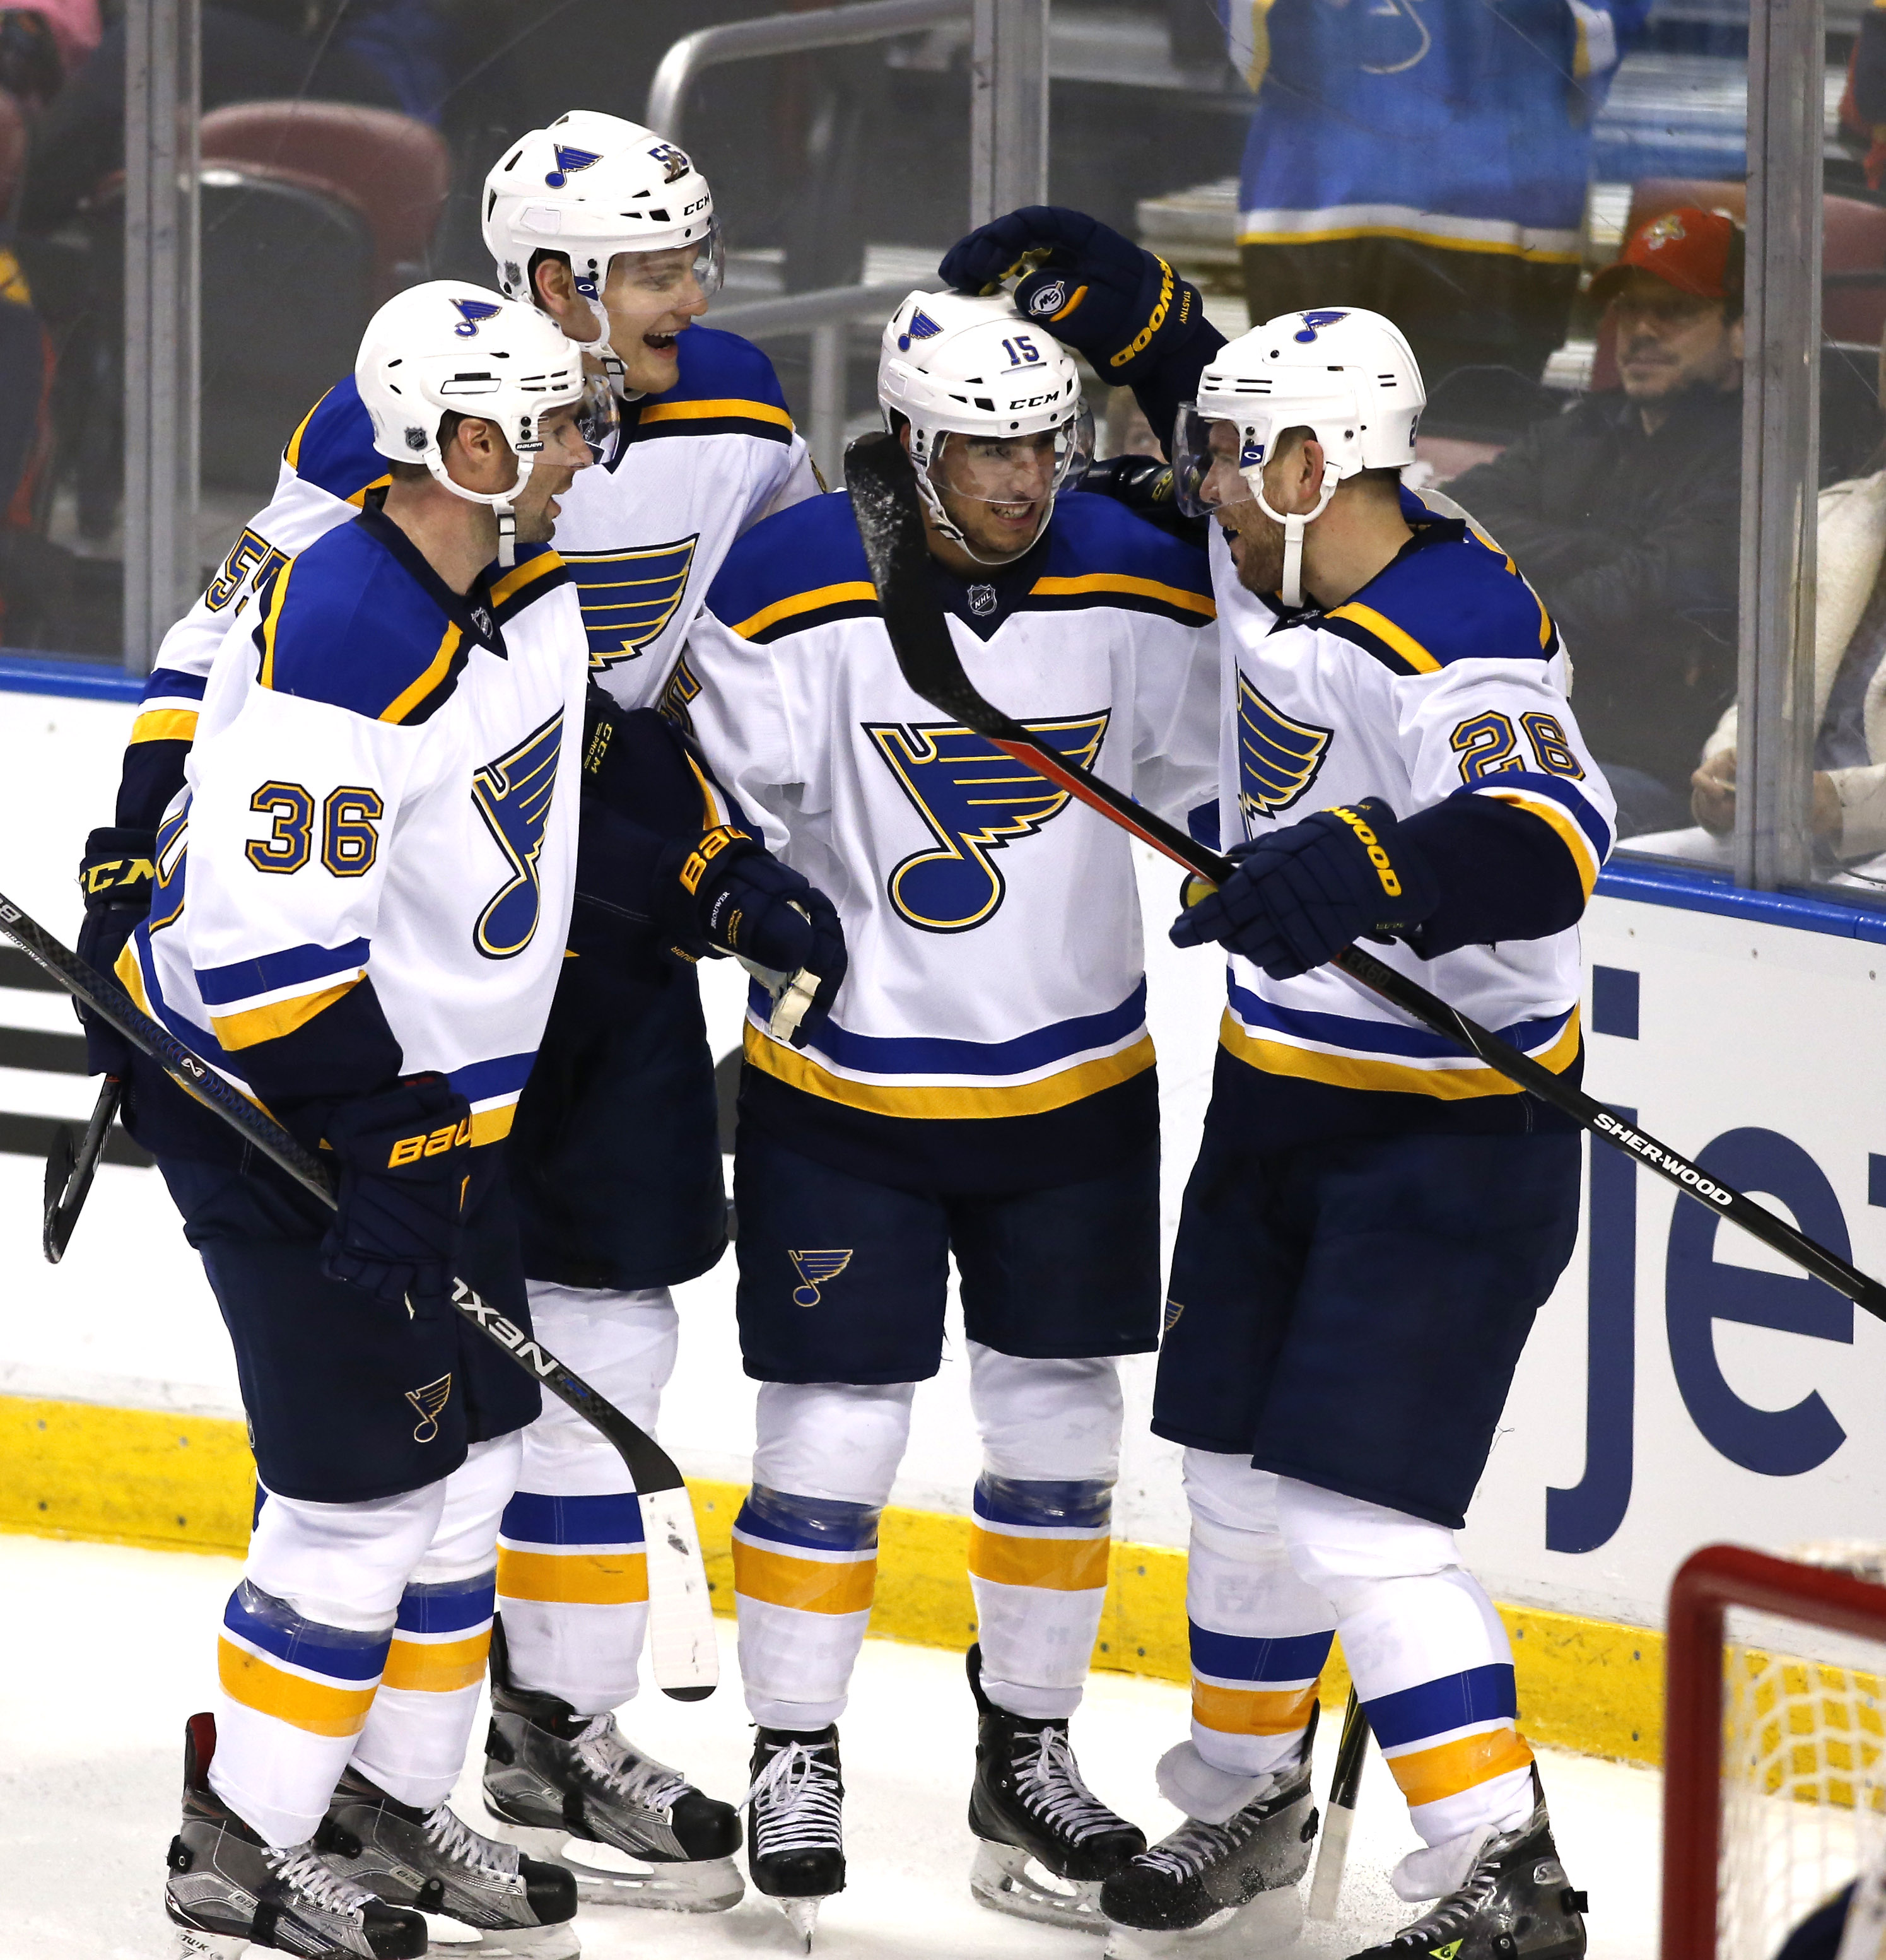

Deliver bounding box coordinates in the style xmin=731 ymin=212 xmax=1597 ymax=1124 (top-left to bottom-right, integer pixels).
xmin=352 ymin=1435 xmax=520 ymax=1810
xmin=735 ymin=1381 xmax=913 ymax=1730
xmin=212 ymin=1474 xmax=448 ymax=1846
xmin=496 ymin=1282 xmax=676 ymax=1716
xmin=1180 ymin=1452 xmax=1336 ymax=1785
xmin=1276 ymin=1477 xmax=1537 ymax=1886
xmin=966 ymin=1345 xmax=1122 ymax=1721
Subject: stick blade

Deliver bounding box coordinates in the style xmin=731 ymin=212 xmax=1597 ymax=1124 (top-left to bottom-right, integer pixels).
xmin=41 ymin=1124 xmax=77 ymax=1264
xmin=845 ymin=430 xmax=1021 ymax=738
xmin=638 ymin=1484 xmax=720 ymax=1699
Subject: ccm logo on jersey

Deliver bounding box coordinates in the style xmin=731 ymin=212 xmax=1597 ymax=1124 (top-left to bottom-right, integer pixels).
xmin=678 ymin=824 xmax=752 ymax=895
xmin=1327 ymin=805 xmax=1404 ymax=898
xmin=388 ymin=1118 xmax=473 ymax=1167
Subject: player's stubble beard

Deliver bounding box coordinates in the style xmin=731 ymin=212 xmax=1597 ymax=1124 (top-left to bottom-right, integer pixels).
xmin=1220 ymin=505 xmax=1287 ymax=599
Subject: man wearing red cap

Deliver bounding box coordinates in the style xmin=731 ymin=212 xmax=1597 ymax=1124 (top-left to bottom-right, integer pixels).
xmin=1446 ymin=204 xmax=1745 ymax=835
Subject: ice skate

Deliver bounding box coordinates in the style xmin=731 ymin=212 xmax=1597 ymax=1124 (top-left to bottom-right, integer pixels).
xmin=1099 ymin=1724 xmax=1318 ymax=1958
xmin=163 ymin=1713 xmax=427 ymax=1960
xmin=481 ymin=1620 xmax=742 ymax=1911
xmin=1345 ymin=1776 xmax=1586 ymax=1960
xmin=964 ymin=1642 xmax=1146 ymax=1932
xmin=322 ymin=1764 xmax=578 ymax=1957
xmin=746 ymin=1725 xmax=846 ymax=1949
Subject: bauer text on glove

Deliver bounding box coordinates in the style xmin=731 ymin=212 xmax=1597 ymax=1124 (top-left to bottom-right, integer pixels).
xmin=320 ymin=1074 xmax=474 ymax=1314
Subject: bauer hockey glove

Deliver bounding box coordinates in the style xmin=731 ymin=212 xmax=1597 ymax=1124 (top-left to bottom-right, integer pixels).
xmin=320 ymin=1074 xmax=473 ymax=1315
xmin=938 ymin=206 xmax=1207 ymax=389
xmin=74 ymin=825 xmax=157 ymax=1077
xmin=658 ymin=825 xmax=848 ymax=1048
xmin=1171 ymin=799 xmax=1441 ymax=980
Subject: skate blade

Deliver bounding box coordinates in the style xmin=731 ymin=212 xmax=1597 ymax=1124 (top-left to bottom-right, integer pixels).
xmin=778 ymin=1894 xmax=826 ymax=1950
xmin=421 ymin=1913 xmax=581 ymax=1959
xmin=486 ymin=1822 xmax=742 ymax=1913
xmin=1102 ymin=1887 xmax=1304 ymax=1959
xmin=970 ymin=1840 xmax=1110 ymax=1935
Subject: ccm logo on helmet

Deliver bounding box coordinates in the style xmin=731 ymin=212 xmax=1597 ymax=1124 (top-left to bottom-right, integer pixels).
xmin=1328 ymin=805 xmax=1403 ymax=898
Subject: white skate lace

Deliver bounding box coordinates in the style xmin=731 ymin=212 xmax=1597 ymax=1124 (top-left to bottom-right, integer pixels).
xmin=262 ymin=1842 xmax=380 ymax=1917
xmin=1011 ymin=1725 xmax=1126 ymax=1844
xmin=1137 ymin=1807 xmax=1264 ymax=1882
xmin=744 ymin=1741 xmax=843 ymax=1857
xmin=1389 ymin=1826 xmax=1523 ymax=1946
xmin=575 ymin=1714 xmax=691 ymax=1816
xmin=422 ymin=1803 xmax=521 ymax=1880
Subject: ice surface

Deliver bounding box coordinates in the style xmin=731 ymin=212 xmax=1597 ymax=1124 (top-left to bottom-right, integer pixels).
xmin=0 ymin=1534 xmax=1662 ymax=1960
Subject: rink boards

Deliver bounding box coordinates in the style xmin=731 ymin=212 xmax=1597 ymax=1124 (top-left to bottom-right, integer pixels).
xmin=4 ymin=673 xmax=1884 ymax=1771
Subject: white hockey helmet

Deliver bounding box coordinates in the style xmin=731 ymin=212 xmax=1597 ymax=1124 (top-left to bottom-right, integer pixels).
xmin=482 ymin=110 xmax=722 ymax=391
xmin=354 ymin=280 xmax=597 ymax=566
xmin=1173 ymin=307 xmax=1425 ymax=604
xmin=876 ymin=289 xmax=1092 ymax=563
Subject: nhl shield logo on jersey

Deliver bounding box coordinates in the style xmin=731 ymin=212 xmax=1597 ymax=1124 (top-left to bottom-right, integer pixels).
xmin=1238 ymin=675 xmax=1333 ymax=826
xmin=405 ymin=1374 xmax=452 ymax=1443
xmin=451 ymin=297 xmax=502 ymax=339
xmin=471 ymin=710 xmax=563 ymax=959
xmin=789 ymin=1250 xmax=853 ymax=1308
xmin=563 ymin=535 xmax=700 ymax=669
xmin=869 ymin=712 xmax=1110 ymax=932
xmin=544 ymin=144 xmax=600 ymax=189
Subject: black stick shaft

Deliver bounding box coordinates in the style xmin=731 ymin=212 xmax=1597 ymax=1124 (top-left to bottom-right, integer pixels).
xmin=0 ymin=891 xmax=694 ymax=1493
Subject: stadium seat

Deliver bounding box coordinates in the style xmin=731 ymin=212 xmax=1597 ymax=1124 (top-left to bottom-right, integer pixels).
xmin=199 ymin=100 xmax=450 ymax=299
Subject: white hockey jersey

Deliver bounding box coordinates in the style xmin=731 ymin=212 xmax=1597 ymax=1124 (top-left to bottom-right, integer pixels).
xmin=1205 ymin=502 xmax=1616 ymax=1142
xmin=671 ymin=487 xmax=1220 ymax=1185
xmin=117 ymin=508 xmax=589 ymax=1148
xmin=114 ymin=324 xmax=817 ymax=830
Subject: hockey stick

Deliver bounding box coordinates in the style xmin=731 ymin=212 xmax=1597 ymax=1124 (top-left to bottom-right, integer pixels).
xmin=843 ymin=429 xmax=1886 ymax=1323
xmin=43 ymin=1074 xmax=122 ymax=1262
xmin=1307 ymin=1687 xmax=1370 ymax=1920
xmin=0 ymin=889 xmax=718 ymax=1699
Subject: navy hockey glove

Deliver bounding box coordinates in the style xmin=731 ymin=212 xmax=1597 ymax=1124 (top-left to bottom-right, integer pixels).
xmin=74 ymin=826 xmax=156 ymax=1077
xmin=659 ymin=825 xmax=848 ymax=1047
xmin=938 ymin=206 xmax=1207 ymax=388
xmin=320 ymin=1074 xmax=472 ymax=1315
xmin=1080 ymin=453 xmax=1207 ymax=543
xmin=1170 ymin=799 xmax=1441 ymax=980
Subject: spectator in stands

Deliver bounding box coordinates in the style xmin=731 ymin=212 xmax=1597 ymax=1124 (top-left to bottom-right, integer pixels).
xmin=1223 ymin=0 xmax=1648 ymax=418
xmin=1445 ymin=206 xmax=1746 ymax=836
xmin=1689 ymin=329 xmax=1886 ymax=867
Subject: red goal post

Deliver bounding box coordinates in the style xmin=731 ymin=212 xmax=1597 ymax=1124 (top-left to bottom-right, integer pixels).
xmin=1663 ymin=1544 xmax=1886 ymax=1960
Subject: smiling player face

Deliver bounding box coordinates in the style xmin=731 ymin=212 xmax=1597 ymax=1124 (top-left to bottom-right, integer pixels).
xmin=929 ymin=430 xmax=1061 ymax=562
xmin=599 ymin=245 xmax=712 ymax=396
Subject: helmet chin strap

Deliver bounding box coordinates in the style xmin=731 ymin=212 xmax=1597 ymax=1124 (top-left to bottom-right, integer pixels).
xmin=426 ymin=453 xmax=533 ymax=570
xmin=912 ymin=467 xmax=1050 ymax=567
xmin=1254 ymin=461 xmax=1340 ymax=609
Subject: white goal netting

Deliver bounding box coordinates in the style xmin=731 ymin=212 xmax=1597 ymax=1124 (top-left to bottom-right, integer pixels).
xmin=1718 ymin=1546 xmax=1886 ymax=1960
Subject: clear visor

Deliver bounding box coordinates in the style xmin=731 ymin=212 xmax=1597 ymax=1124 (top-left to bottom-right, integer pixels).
xmin=1173 ymin=403 xmax=1261 ymax=519
xmin=575 ymin=372 xmax=620 ymax=458
xmin=607 ymin=219 xmax=725 ymax=304
xmin=926 ymin=405 xmax=1094 ymax=510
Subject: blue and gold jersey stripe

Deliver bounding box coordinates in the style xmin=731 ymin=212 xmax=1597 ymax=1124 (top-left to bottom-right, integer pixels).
xmin=488 ymin=548 xmax=569 ymax=628
xmin=1026 ymin=570 xmax=1216 ymax=628
xmin=731 ymin=578 xmax=880 ymax=644
xmin=638 ymin=396 xmax=795 ymax=444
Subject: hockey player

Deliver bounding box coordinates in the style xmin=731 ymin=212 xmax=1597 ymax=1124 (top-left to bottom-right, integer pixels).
xmin=664 ymin=289 xmax=1221 ymax=1941
xmin=78 ymin=109 xmax=821 ymax=1913
xmin=139 ymin=282 xmax=599 ymax=1959
xmin=946 ymin=207 xmax=1608 ymax=1960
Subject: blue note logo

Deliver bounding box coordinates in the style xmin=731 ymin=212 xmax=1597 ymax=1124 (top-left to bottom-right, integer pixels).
xmin=452 ymin=298 xmax=502 ymax=339
xmin=405 ymin=1374 xmax=452 ymax=1443
xmin=1292 ymin=308 xmax=1350 ymax=343
xmin=471 ymin=711 xmax=563 ymax=958
xmin=790 ymin=1250 xmax=853 ymax=1309
xmin=544 ymin=144 xmax=600 ymax=189
xmin=897 ymin=308 xmax=944 ymax=353
xmin=868 ymin=712 xmax=1110 ymax=932
xmin=563 ymin=535 xmax=700 ymax=670
xmin=1237 ymin=674 xmax=1332 ymax=827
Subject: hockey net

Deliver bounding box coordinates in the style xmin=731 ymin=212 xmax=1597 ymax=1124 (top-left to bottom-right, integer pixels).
xmin=1665 ymin=1544 xmax=1886 ymax=1960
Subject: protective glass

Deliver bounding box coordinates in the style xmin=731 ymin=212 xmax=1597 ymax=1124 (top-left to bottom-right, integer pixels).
xmin=1173 ymin=404 xmax=1258 ymax=519
xmin=575 ymin=371 xmax=621 ymax=459
xmin=927 ymin=404 xmax=1094 ymax=508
